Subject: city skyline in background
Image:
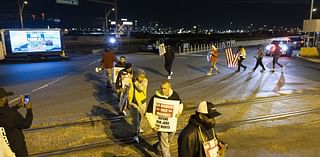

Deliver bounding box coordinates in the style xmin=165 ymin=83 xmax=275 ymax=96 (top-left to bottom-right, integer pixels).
xmin=0 ymin=0 xmax=318 ymax=29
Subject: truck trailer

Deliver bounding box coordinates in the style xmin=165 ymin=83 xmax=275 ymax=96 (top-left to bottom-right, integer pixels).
xmin=0 ymin=28 xmax=68 ymax=61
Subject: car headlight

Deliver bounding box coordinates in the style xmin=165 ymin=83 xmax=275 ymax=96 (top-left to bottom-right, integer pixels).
xmin=265 ymin=45 xmax=273 ymax=51
xmin=280 ymin=44 xmax=288 ymax=51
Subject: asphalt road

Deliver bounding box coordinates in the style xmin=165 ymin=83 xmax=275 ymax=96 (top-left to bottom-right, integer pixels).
xmin=1 ymin=46 xmax=320 ymax=156
xmin=1 ymin=47 xmax=320 ymax=123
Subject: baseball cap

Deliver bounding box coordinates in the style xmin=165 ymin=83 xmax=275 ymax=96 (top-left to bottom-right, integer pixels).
xmin=0 ymin=88 xmax=13 ymax=99
xmin=124 ymin=63 xmax=132 ymax=69
xmin=196 ymin=101 xmax=221 ymax=117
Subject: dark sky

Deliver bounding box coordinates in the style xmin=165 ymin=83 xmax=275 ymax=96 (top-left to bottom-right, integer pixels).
xmin=0 ymin=0 xmax=318 ymax=28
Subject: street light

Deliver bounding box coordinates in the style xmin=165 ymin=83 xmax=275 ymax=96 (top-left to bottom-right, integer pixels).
xmin=105 ymin=7 xmax=115 ymax=34
xmin=18 ymin=0 xmax=28 ymax=29
xmin=310 ymin=0 xmax=315 ymax=20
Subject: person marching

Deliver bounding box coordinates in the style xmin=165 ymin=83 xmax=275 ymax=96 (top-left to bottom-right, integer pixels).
xmin=236 ymin=46 xmax=247 ymax=72
xmin=206 ymin=45 xmax=220 ymax=76
xmin=129 ymin=69 xmax=148 ymax=143
xmin=99 ymin=48 xmax=118 ymax=88
xmin=253 ymin=47 xmax=266 ymax=72
xmin=115 ymin=63 xmax=134 ymax=116
xmin=271 ymin=43 xmax=284 ymax=72
xmin=145 ymin=80 xmax=183 ymax=157
xmin=115 ymin=56 xmax=126 ymax=67
xmin=178 ymin=101 xmax=227 ymax=157
xmin=163 ymin=43 xmax=175 ymax=80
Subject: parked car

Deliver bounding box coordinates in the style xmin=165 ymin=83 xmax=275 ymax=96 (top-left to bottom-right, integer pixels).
xmin=288 ymin=36 xmax=304 ymax=50
xmin=140 ymin=42 xmax=156 ymax=52
xmin=265 ymin=40 xmax=293 ymax=57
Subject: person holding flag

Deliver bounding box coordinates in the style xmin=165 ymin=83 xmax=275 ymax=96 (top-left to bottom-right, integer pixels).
xmin=207 ymin=45 xmax=220 ymax=76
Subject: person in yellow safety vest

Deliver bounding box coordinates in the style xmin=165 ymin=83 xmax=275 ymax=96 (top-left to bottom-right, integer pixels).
xmin=206 ymin=45 xmax=220 ymax=76
xmin=236 ymin=46 xmax=247 ymax=72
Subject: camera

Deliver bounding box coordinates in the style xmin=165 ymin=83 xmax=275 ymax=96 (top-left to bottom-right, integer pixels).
xmin=24 ymin=95 xmax=30 ymax=105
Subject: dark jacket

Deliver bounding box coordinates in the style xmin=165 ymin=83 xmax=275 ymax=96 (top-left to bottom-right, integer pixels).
xmin=115 ymin=61 xmax=125 ymax=67
xmin=178 ymin=115 xmax=217 ymax=157
xmin=164 ymin=45 xmax=175 ymax=62
xmin=115 ymin=69 xmax=134 ymax=89
xmin=146 ymin=89 xmax=181 ymax=114
xmin=0 ymin=105 xmax=33 ymax=157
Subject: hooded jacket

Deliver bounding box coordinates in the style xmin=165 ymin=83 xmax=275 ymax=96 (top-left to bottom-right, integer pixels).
xmin=145 ymin=89 xmax=183 ymax=130
xmin=0 ymin=105 xmax=33 ymax=157
xmin=131 ymin=70 xmax=148 ymax=107
xmin=178 ymin=115 xmax=217 ymax=157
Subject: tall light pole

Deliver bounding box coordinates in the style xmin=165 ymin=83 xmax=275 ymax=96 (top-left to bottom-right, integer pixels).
xmin=114 ymin=0 xmax=118 ymax=37
xmin=105 ymin=7 xmax=115 ymax=35
xmin=310 ymin=0 xmax=315 ymax=20
xmin=18 ymin=0 xmax=28 ymax=29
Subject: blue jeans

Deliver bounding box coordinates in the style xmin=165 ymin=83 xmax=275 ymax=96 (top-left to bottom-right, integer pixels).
xmin=157 ymin=131 xmax=175 ymax=157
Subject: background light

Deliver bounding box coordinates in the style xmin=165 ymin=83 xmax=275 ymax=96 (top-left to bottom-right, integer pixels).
xmin=109 ymin=37 xmax=116 ymax=44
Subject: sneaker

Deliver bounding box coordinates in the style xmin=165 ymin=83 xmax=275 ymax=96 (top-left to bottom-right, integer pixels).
xmin=133 ymin=136 xmax=140 ymax=143
xmin=260 ymin=69 xmax=265 ymax=73
xmin=152 ymin=142 xmax=160 ymax=155
xmin=216 ymin=70 xmax=220 ymax=74
xmin=167 ymin=75 xmax=171 ymax=80
xmin=244 ymin=67 xmax=247 ymax=71
xmin=122 ymin=110 xmax=127 ymax=116
xmin=170 ymin=71 xmax=173 ymax=76
xmin=270 ymin=69 xmax=275 ymax=72
xmin=206 ymin=72 xmax=212 ymax=76
xmin=235 ymin=70 xmax=240 ymax=72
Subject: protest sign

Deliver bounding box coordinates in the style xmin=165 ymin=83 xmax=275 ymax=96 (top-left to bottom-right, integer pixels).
xmin=203 ymin=139 xmax=219 ymax=157
xmin=113 ymin=67 xmax=124 ymax=83
xmin=159 ymin=43 xmax=166 ymax=56
xmin=152 ymin=97 xmax=180 ymax=132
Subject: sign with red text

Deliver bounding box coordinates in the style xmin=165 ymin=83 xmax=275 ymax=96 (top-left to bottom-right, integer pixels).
xmin=152 ymin=98 xmax=180 ymax=132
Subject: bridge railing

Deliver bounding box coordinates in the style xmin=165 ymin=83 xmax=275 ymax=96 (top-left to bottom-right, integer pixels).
xmin=178 ymin=39 xmax=272 ymax=54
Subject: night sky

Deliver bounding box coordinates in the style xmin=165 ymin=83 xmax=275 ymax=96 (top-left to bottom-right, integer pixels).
xmin=0 ymin=0 xmax=317 ymax=28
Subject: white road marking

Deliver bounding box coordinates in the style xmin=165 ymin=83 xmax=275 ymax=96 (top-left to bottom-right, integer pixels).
xmin=9 ymin=59 xmax=100 ymax=104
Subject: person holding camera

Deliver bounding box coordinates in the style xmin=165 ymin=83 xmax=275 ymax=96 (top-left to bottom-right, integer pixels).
xmin=0 ymin=88 xmax=33 ymax=157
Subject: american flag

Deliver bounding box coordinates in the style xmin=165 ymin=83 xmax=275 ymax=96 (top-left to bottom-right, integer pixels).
xmin=225 ymin=48 xmax=238 ymax=68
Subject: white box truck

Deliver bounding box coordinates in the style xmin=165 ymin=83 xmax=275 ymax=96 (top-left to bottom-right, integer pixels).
xmin=0 ymin=28 xmax=68 ymax=61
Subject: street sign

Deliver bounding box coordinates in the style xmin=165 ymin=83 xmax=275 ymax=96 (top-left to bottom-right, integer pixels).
xmin=117 ymin=24 xmax=125 ymax=35
xmin=56 ymin=0 xmax=79 ymax=5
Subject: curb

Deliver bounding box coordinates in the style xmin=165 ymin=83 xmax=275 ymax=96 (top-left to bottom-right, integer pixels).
xmin=296 ymin=52 xmax=320 ymax=63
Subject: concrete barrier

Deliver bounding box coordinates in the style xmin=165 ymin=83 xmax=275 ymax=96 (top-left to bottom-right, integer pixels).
xmin=300 ymin=47 xmax=319 ymax=57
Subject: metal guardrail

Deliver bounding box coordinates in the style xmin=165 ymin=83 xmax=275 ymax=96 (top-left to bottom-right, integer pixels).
xmin=178 ymin=39 xmax=273 ymax=54
xmin=178 ymin=40 xmax=237 ymax=54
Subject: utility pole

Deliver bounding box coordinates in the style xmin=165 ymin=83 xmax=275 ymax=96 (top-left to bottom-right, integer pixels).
xmin=114 ymin=0 xmax=118 ymax=37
